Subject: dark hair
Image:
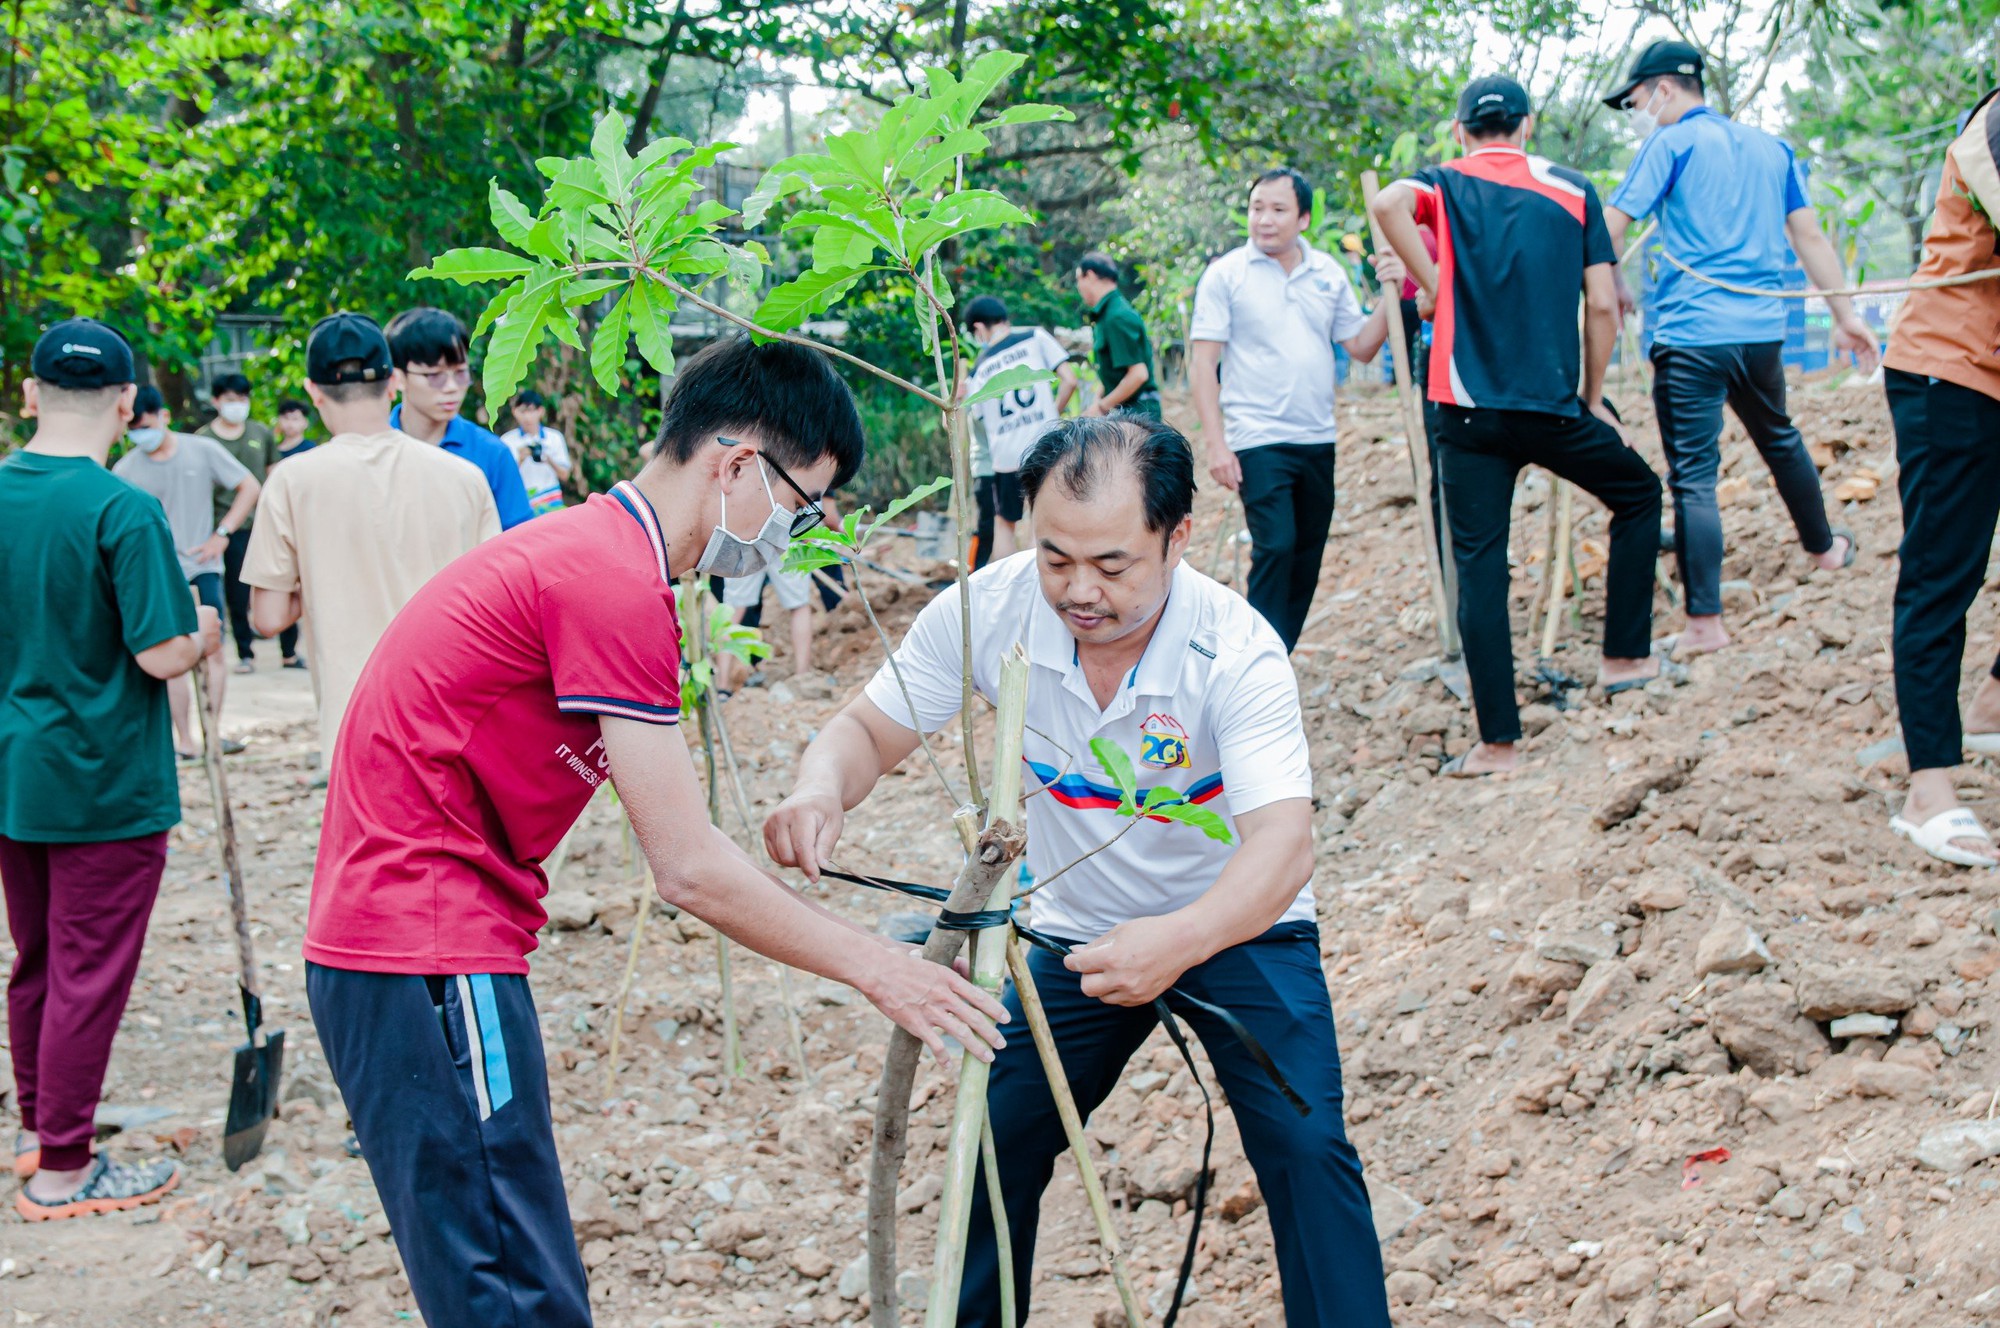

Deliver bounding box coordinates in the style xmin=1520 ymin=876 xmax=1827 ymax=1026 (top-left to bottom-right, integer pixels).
xmin=652 ymin=335 xmax=865 ymax=490
xmin=964 ymin=295 xmax=1009 ymax=331
xmin=513 ymin=388 xmax=545 ymax=408
xmin=1251 ymin=166 xmax=1313 ymax=218
xmin=1665 ymin=72 xmax=1703 ymax=97
xmin=133 ymin=384 xmax=165 ymax=417
xmin=210 ymin=371 xmax=252 ymax=397
xmin=385 ymin=306 xmax=469 ymax=369
xmin=1465 ymin=112 xmax=1528 ymax=141
xmin=1019 ymin=415 xmax=1195 ymax=546
xmin=320 ymin=366 xmax=391 ymax=405
xmin=275 ymin=398 xmax=310 ymax=417
xmin=1076 ymin=252 xmax=1121 ymax=284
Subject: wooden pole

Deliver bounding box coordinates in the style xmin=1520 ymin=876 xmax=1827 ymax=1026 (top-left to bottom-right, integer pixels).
xmin=980 ymin=1117 xmax=1015 ymax=1328
xmin=1361 ymin=170 xmax=1458 ymax=659
xmin=1540 ymin=480 xmax=1575 ymax=659
xmin=926 ymin=649 xmax=1030 ymax=1325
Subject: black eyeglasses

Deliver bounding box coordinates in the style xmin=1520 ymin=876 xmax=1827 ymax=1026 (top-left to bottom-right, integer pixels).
xmin=716 ymin=435 xmax=825 ymax=537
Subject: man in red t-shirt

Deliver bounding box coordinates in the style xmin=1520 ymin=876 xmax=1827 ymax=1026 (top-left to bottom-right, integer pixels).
xmin=305 ymin=336 xmax=1008 ymax=1328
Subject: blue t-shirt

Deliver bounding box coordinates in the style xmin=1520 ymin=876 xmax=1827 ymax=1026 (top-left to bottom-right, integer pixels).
xmin=388 ymin=406 xmax=534 ymax=530
xmin=1608 ymin=106 xmax=1810 ymax=348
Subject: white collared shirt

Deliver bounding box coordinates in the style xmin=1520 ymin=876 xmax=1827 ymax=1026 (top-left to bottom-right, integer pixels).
xmin=862 ymin=552 xmax=1315 ymax=939
xmin=1189 ymin=238 xmax=1367 ymax=452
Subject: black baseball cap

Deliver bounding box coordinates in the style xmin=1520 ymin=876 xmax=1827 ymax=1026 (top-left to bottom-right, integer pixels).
xmin=1457 ymin=75 xmax=1531 ymax=128
xmin=31 ymin=318 xmax=135 ymax=390
xmin=1603 ymin=40 xmax=1705 ymax=108
xmin=306 ymin=311 xmax=394 ymax=385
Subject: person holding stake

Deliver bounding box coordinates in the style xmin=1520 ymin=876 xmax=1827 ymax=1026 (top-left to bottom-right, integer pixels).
xmin=1372 ymin=74 xmax=1666 ymax=777
xmin=1601 ymin=40 xmax=1874 ymax=655
xmin=766 ymin=416 xmax=1391 ymax=1328
xmin=1190 ymin=167 xmax=1403 ymax=652
xmin=1882 ymin=90 xmax=2000 ymax=868
xmin=303 ymin=336 xmax=1006 ymax=1327
xmin=2 ymin=319 xmax=223 ymax=1218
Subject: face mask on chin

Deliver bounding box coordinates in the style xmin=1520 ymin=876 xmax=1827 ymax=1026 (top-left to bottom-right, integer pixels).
xmin=218 ymin=401 xmax=251 ymax=425
xmin=127 ymin=427 xmax=166 ymax=454
xmin=694 ymin=456 xmax=793 ymax=578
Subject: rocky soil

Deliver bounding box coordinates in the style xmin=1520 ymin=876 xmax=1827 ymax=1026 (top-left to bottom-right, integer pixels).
xmin=6 ymin=371 xmax=2000 ymax=1328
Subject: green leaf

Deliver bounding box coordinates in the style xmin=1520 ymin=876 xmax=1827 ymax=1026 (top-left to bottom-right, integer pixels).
xmin=629 ymin=276 xmax=676 ymax=375
xmin=974 ymin=103 xmax=1076 ymax=130
xmin=1153 ymin=802 xmax=1234 ymax=843
xmin=562 ymin=277 xmax=625 ymax=307
xmin=783 ymin=541 xmax=848 ymax=576
xmin=1142 ymin=784 xmax=1181 ymax=810
xmin=723 ymin=243 xmax=762 ymax=297
xmin=871 ymin=476 xmax=953 ymax=532
xmin=633 ymin=136 xmax=694 ymax=178
xmin=1089 ymin=738 xmax=1139 ymax=813
xmin=472 ymin=277 xmax=526 ymax=340
xmin=489 ymin=181 xmax=534 ymax=248
xmin=589 ymin=290 xmax=630 ymax=395
xmin=535 ymin=156 xmax=567 ymax=181
xmin=811 ymin=223 xmax=877 ymax=273
xmin=407 ymin=247 xmax=535 ymax=285
xmin=481 ymin=273 xmax=561 ymax=405
xmin=740 ymin=170 xmax=809 ymax=230
xmin=590 ymin=112 xmax=634 ymax=201
xmin=751 ymin=265 xmax=877 ymax=334
xmin=551 ymin=158 xmax=613 ymax=211
xmin=962 ymin=363 xmax=1055 ymax=408
xmin=926 ymin=189 xmax=1034 ymax=235
xmin=525 ymin=216 xmax=568 ymax=265
xmin=945 ymin=50 xmax=1029 ymax=128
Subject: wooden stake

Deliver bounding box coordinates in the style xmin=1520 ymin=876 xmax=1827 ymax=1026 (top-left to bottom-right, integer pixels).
xmin=1540 ymin=480 xmax=1575 ymax=659
xmin=604 ymin=865 xmax=655 ymax=1100
xmin=980 ymin=1116 xmax=1015 ymax=1328
xmin=1362 ymin=169 xmax=1458 ymax=659
xmin=926 ymin=649 xmax=1029 ymax=1326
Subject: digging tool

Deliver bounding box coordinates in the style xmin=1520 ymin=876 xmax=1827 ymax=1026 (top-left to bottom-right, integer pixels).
xmin=1362 ymin=171 xmax=1459 ymax=660
xmin=195 ymin=656 xmax=285 ymax=1170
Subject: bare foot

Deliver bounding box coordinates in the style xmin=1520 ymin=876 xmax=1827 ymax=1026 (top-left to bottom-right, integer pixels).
xmin=1676 ymin=615 xmax=1731 ymax=656
xmin=1445 ymin=741 xmax=1518 ymax=776
xmin=1599 ymin=654 xmax=1659 ymax=688
xmin=1809 ymin=532 xmax=1854 ymax=572
xmin=1905 ymin=769 xmax=2000 ymax=864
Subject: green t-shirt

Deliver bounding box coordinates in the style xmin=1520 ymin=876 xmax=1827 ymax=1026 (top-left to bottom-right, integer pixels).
xmin=0 ymin=452 xmax=197 ymax=842
xmin=198 ymin=418 xmax=277 ymax=527
xmin=1086 ymin=289 xmax=1159 ymax=412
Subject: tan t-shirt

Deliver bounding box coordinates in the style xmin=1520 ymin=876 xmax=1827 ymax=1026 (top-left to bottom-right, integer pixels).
xmin=242 ymin=429 xmax=500 ymax=754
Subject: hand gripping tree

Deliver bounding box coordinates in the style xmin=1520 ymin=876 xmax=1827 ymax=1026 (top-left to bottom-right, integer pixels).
xmin=412 ymin=51 xmax=1222 ymax=1327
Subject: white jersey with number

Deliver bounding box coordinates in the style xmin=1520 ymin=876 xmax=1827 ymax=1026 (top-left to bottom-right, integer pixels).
xmin=966 ymin=327 xmax=1069 ymax=473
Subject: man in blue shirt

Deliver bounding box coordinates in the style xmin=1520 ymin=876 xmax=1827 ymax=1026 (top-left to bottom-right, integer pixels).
xmin=385 ymin=307 xmax=534 ymax=530
xmin=1602 ymin=41 xmax=1878 ymax=655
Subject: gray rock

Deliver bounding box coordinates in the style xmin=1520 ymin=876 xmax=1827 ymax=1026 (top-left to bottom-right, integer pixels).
xmin=837 ymin=1252 xmax=870 ymax=1300
xmin=1793 ymin=960 xmax=1919 ymax=1020
xmin=542 ymin=888 xmax=598 ymax=930
xmin=1398 ymin=1233 xmax=1457 ymax=1281
xmin=896 ymin=1270 xmax=929 ymax=1307
xmin=1368 ymin=1178 xmax=1424 ymax=1243
xmin=1967 ymin=1285 xmax=2000 ymax=1318
xmin=1532 ymin=901 xmax=1621 ymax=968
xmin=1385 ymin=1269 xmax=1436 ymax=1304
xmin=1801 ymin=1261 xmax=1855 ymax=1303
xmin=1768 ymin=1186 xmax=1808 ymax=1220
xmin=1829 ymin=1013 xmax=1897 ymax=1039
xmin=1709 ymin=982 xmax=1830 ymax=1075
xmin=1915 ymin=1121 xmax=2000 ymax=1174
xmin=1695 ymin=914 xmax=1771 ymax=977
xmin=1569 ymin=960 xmax=1638 ymax=1030
xmin=1605 ymin=1255 xmax=1659 ymax=1300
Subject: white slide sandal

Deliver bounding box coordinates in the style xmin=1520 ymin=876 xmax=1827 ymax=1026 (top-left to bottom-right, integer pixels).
xmin=1965 ymin=733 xmax=2000 ymax=758
xmin=1891 ymin=807 xmax=2000 ymax=868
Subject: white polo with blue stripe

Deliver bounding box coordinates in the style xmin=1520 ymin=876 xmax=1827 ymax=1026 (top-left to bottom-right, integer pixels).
xmin=863 ymin=551 xmax=1315 ymax=940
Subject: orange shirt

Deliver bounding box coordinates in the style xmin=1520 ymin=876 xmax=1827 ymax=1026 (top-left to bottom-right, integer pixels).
xmin=1884 ymin=94 xmax=2000 ymax=403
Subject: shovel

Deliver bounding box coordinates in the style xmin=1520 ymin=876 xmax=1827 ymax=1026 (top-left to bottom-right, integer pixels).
xmin=194 ymin=656 xmax=286 ymax=1170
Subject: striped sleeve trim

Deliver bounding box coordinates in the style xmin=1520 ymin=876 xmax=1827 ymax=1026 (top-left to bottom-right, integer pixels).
xmin=557 ymin=695 xmax=680 ymax=725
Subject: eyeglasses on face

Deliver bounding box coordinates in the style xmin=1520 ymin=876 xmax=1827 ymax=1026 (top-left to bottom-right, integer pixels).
xmin=716 ymin=435 xmax=825 ymax=538
xmin=406 ymin=367 xmax=473 ymax=389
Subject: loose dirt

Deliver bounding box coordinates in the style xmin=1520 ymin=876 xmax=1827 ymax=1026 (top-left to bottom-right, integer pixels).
xmin=4 ymin=371 xmax=1997 ymax=1328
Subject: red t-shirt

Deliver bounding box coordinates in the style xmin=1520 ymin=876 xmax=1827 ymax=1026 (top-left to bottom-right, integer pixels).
xmin=306 ymin=481 xmax=682 ymax=975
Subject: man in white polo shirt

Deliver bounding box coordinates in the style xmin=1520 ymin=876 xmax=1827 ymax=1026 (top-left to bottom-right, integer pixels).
xmin=1191 ymin=166 xmax=1403 ymax=651
xmin=765 ymin=416 xmax=1392 ymax=1328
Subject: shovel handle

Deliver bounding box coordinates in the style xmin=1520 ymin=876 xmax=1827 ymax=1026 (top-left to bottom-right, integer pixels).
xmin=196 ymin=655 xmax=262 ymax=1008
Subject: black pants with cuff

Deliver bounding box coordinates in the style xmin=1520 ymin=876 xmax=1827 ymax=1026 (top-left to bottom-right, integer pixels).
xmin=1650 ymin=341 xmax=1834 ymax=617
xmin=1887 ymin=368 xmax=2000 ymax=772
xmin=1237 ymin=441 xmax=1338 ymax=652
xmin=223 ymin=527 xmax=298 ymax=661
xmin=1436 ymin=403 xmax=1663 ymax=745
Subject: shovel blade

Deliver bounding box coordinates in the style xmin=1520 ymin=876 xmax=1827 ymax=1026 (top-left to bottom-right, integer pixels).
xmin=223 ymin=1027 xmax=285 ymax=1172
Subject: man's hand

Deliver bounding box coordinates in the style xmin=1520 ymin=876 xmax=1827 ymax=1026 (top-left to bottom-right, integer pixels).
xmin=1613 ymin=268 xmax=1638 ymax=320
xmin=1082 ymin=399 xmax=1109 ymax=418
xmin=1588 ymin=398 xmax=1630 ymax=447
xmin=764 ymin=788 xmax=845 ymax=883
xmin=1415 ymin=287 xmax=1436 ymax=321
xmin=189 ymin=532 xmax=229 ymax=565
xmin=1833 ymin=315 xmax=1881 ymax=375
xmin=856 ymin=945 xmax=1010 ymax=1065
xmin=1063 ymin=913 xmax=1200 ymax=1007
xmin=1207 ymin=444 xmax=1242 ymax=493
xmin=195 ymin=604 xmax=224 ymax=658
xmin=1373 ymin=251 xmax=1408 ymax=292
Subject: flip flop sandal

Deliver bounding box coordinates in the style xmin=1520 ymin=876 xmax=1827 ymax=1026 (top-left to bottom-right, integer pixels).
xmin=1603 ymin=660 xmax=1690 ymax=697
xmin=1829 ymin=527 xmax=1858 ymax=570
xmin=1965 ymin=733 xmax=2000 ymax=758
xmin=13 ymin=1135 xmax=37 ymax=1179
xmin=1890 ymin=807 xmax=2000 ymax=869
xmin=1440 ymin=752 xmax=1506 ymax=778
xmin=282 ymin=657 xmax=308 ymax=670
xmin=16 ymin=1154 xmax=180 ymax=1221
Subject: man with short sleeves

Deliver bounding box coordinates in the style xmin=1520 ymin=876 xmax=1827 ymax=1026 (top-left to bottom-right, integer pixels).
xmin=113 ymin=385 xmax=259 ymax=758
xmin=1074 ymin=253 xmax=1160 ymax=420
xmin=766 ymin=416 xmax=1392 ymax=1328
xmin=2 ymin=319 xmax=222 ymax=1219
xmin=1603 ymin=40 xmax=1876 ymax=654
xmin=383 ymin=306 xmax=535 ymax=529
xmin=962 ymin=294 xmax=1077 ymax=562
xmin=304 ymin=336 xmax=1007 ymax=1328
xmin=1372 ymin=75 xmax=1665 ymax=776
xmin=1190 ymin=167 xmax=1402 ymax=651
xmin=242 ymin=312 xmax=499 ymax=761
xmin=196 ymin=371 xmax=288 ymax=672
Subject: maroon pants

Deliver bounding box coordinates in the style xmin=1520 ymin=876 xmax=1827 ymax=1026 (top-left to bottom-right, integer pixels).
xmin=0 ymin=833 xmax=166 ymax=1171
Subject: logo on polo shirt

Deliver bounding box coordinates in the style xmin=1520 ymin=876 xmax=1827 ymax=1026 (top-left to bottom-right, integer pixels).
xmin=1139 ymin=713 xmax=1190 ymax=769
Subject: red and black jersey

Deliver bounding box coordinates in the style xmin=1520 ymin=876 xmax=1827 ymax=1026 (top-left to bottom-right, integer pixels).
xmin=1398 ymin=147 xmax=1616 ymax=416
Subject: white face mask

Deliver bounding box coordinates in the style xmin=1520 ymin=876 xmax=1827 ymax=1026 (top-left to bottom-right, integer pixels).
xmin=217 ymin=400 xmax=251 ymax=425
xmin=694 ymin=458 xmax=794 ymax=578
xmin=1625 ymin=84 xmax=1666 ymax=139
xmin=128 ymin=427 xmax=166 ymax=454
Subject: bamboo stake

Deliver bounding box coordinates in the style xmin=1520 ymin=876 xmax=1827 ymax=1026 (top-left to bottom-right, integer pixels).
xmin=980 ymin=1117 xmax=1015 ymax=1328
xmin=1005 ymin=935 xmax=1146 ymax=1327
xmin=1540 ymin=480 xmax=1575 ymax=659
xmin=1524 ymin=481 xmax=1561 ymax=652
xmin=1361 ymin=170 xmax=1458 ymax=659
xmin=678 ymin=573 xmax=742 ymax=1078
xmin=604 ymin=864 xmax=655 ymax=1100
xmin=926 ymin=649 xmax=1030 ymax=1326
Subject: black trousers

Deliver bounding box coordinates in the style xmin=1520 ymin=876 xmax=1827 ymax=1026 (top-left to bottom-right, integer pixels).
xmin=1237 ymin=441 xmax=1338 ymax=652
xmin=1888 ymin=369 xmax=2000 ymax=772
xmin=1650 ymin=341 xmax=1834 ymax=616
xmin=222 ymin=528 xmax=298 ymax=660
xmin=1436 ymin=404 xmax=1663 ymax=744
